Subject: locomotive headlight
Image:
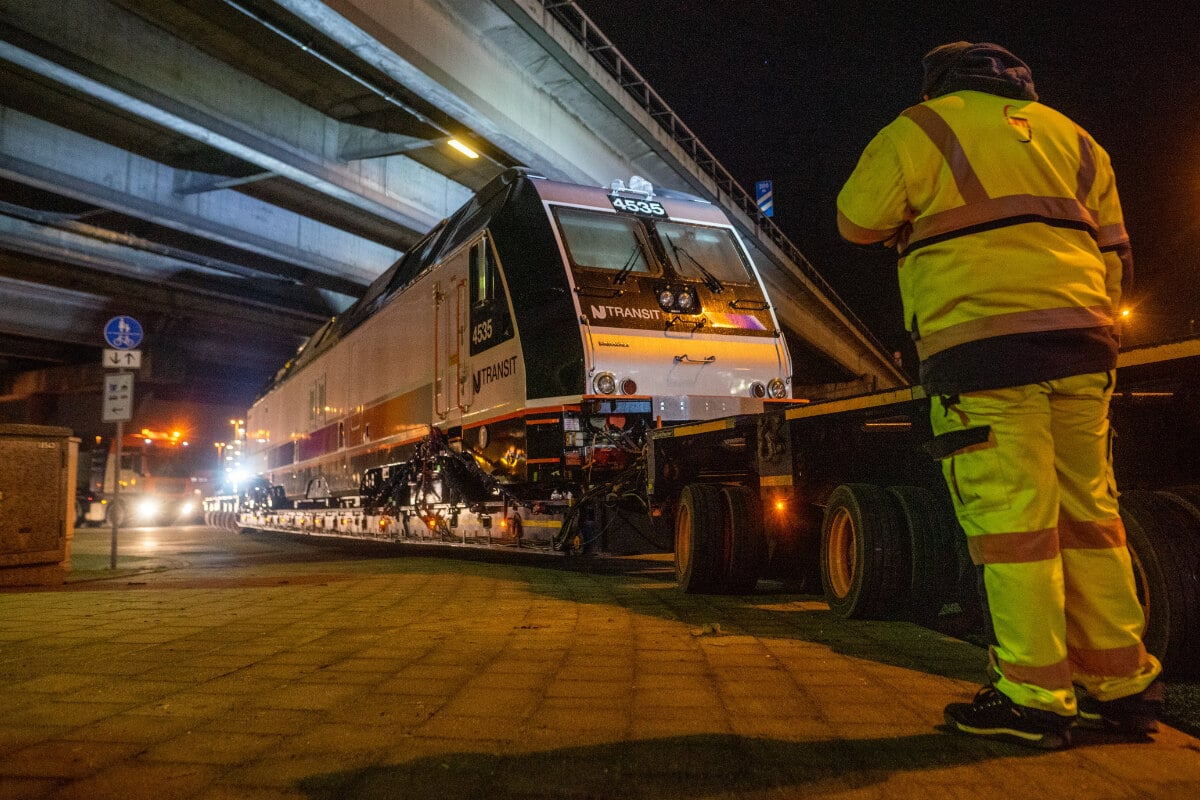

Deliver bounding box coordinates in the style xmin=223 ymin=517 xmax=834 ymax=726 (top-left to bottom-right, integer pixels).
xmin=657 ymin=289 xmax=675 ymax=309
xmin=750 ymin=381 xmax=766 ymax=398
xmin=676 ymin=291 xmax=695 ymax=312
xmin=594 ymin=372 xmax=617 ymax=395
xmin=767 ymin=378 xmax=787 ymax=399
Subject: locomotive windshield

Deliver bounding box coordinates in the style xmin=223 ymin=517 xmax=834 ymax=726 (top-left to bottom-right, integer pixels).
xmin=554 ymin=207 xmax=754 ymax=289
xmin=655 ymin=222 xmax=754 ymax=285
xmin=554 ymin=208 xmax=657 ymax=276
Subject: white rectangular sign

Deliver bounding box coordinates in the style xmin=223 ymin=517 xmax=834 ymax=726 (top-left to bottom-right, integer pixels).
xmin=102 ymin=348 xmax=141 ymax=369
xmin=102 ymin=372 xmax=134 ymax=422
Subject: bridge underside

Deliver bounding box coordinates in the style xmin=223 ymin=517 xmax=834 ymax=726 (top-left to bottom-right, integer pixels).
xmin=0 ymin=0 xmax=900 ymax=443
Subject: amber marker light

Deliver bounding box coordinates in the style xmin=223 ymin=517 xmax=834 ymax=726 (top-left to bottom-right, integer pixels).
xmin=774 ymin=499 xmax=786 ymax=513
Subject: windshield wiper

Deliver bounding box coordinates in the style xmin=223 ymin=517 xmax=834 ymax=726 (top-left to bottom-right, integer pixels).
xmin=612 ymin=243 xmax=642 ymax=285
xmin=666 ymin=235 xmax=723 ymax=293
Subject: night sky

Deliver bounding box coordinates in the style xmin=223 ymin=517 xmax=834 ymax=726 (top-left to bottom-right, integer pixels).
xmin=574 ymin=1 xmax=1200 ymax=364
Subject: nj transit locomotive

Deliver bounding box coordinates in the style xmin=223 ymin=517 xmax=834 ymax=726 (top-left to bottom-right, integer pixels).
xmin=220 ymin=168 xmax=792 ymax=550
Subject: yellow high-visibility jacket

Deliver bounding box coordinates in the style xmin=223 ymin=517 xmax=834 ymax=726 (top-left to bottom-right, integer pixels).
xmin=837 ymin=90 xmax=1132 ymax=394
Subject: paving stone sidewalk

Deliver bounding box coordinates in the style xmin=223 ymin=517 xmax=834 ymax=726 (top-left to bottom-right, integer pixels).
xmin=1 ymin=530 xmax=1198 ymax=799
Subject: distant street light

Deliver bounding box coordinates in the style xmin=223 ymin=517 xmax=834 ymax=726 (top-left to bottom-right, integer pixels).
xmin=447 ymin=138 xmax=479 ymax=159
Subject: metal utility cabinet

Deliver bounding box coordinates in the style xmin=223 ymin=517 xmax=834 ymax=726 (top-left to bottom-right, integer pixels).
xmin=0 ymin=425 xmax=78 ymax=586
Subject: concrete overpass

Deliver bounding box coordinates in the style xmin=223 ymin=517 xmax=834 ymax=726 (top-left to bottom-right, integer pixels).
xmin=0 ymin=0 xmax=903 ymax=443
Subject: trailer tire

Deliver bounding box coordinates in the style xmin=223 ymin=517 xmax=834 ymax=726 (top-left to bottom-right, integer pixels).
xmin=720 ymin=486 xmax=766 ymax=594
xmin=886 ymin=485 xmax=958 ymax=625
xmin=675 ymin=484 xmax=725 ymax=594
xmin=1153 ymin=490 xmax=1200 ymax=676
xmin=1157 ymin=489 xmax=1200 ymax=576
xmin=1161 ymin=487 xmax=1200 ymax=560
xmin=1119 ymin=490 xmax=1199 ymax=676
xmin=820 ymin=483 xmax=910 ymax=619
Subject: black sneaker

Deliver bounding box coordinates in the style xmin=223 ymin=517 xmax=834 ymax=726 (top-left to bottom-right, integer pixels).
xmin=944 ymin=686 xmax=1074 ymax=750
xmin=1076 ymin=680 xmax=1163 ymax=736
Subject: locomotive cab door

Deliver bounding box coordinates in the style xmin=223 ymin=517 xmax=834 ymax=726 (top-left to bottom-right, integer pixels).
xmin=434 ymin=254 xmax=469 ymax=427
xmin=436 ymin=234 xmax=516 ymax=427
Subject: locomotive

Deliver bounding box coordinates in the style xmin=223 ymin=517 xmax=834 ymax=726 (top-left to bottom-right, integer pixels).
xmin=224 ymin=168 xmax=793 ymax=551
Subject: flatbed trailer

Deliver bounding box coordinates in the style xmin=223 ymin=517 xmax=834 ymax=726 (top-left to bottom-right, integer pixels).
xmin=649 ymin=336 xmax=1200 ymax=676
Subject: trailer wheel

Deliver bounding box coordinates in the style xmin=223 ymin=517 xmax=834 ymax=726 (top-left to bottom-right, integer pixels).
xmin=675 ymin=484 xmax=724 ymax=593
xmin=820 ymin=483 xmax=909 ymax=619
xmin=720 ymin=486 xmax=766 ymax=594
xmin=1153 ymin=490 xmax=1200 ymax=676
xmin=1157 ymin=489 xmax=1200 ymax=578
xmin=1160 ymin=486 xmax=1200 ymax=560
xmin=886 ymin=485 xmax=958 ymax=624
xmin=1119 ymin=490 xmax=1199 ymax=676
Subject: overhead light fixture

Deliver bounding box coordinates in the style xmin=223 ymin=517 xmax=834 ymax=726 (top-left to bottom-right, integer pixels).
xmin=447 ymin=138 xmax=479 ymax=159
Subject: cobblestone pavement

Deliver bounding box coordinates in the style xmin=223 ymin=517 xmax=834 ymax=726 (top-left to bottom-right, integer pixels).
xmin=0 ymin=527 xmax=1197 ymax=799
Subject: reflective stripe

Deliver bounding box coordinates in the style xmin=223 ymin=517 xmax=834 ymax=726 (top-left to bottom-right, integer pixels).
xmin=1059 ymin=516 xmax=1125 ymax=549
xmin=916 ymin=305 xmax=1115 ymax=360
xmin=1075 ymin=130 xmax=1097 ymax=205
xmin=900 ymin=108 xmax=1103 ymax=259
xmin=967 ymin=526 xmax=1058 ymax=564
xmin=907 ymin=194 xmax=1098 ymax=252
xmin=901 ymin=105 xmax=989 ymax=203
xmin=1098 ymin=222 xmax=1129 ymax=248
xmin=1069 ymin=642 xmax=1147 ymax=678
xmin=996 ymin=654 xmax=1074 ymax=690
xmin=835 ymin=208 xmax=894 ymax=245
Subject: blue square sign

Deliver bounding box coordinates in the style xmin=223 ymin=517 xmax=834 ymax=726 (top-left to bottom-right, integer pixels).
xmin=755 ymin=180 xmax=774 ymax=218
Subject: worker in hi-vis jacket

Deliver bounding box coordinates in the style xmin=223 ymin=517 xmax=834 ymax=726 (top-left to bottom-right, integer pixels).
xmin=837 ymin=41 xmax=1161 ymax=750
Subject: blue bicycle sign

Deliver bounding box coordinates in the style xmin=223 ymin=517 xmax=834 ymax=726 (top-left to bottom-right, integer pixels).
xmin=104 ymin=316 xmax=143 ymax=350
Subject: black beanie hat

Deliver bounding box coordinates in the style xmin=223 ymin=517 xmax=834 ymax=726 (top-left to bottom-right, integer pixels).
xmin=921 ymin=41 xmax=1038 ymax=101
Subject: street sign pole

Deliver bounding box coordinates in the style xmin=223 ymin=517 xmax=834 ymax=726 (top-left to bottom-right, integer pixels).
xmin=112 ymin=413 xmax=122 ymax=570
xmin=102 ymin=369 xmax=134 ymax=569
xmin=102 ymin=316 xmax=143 ymax=571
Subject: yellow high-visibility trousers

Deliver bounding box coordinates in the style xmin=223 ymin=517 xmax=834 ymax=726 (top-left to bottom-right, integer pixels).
xmin=930 ymin=371 xmax=1161 ymax=715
